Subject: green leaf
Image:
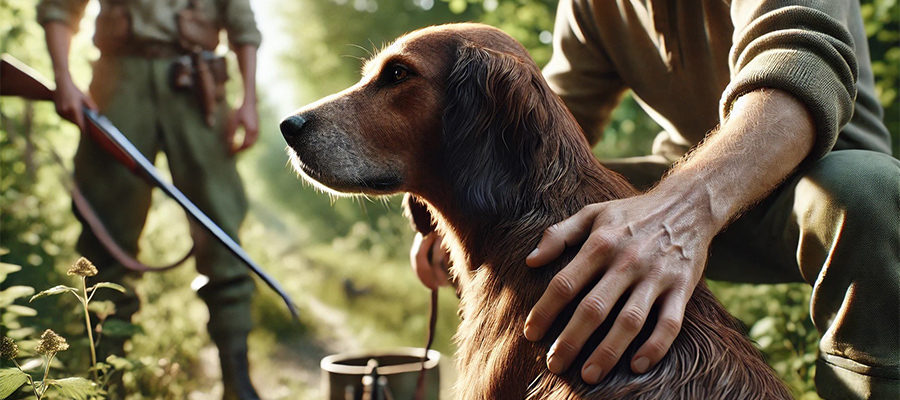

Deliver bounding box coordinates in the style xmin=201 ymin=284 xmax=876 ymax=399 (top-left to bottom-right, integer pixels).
xmin=29 ymin=285 xmax=79 ymax=302
xmin=105 ymin=355 xmax=135 ymax=371
xmin=99 ymin=319 xmax=143 ymax=338
xmin=87 ymin=282 xmax=126 ymax=295
xmin=0 ymin=262 xmax=22 ymax=283
xmin=88 ymin=300 xmax=116 ymax=320
xmin=0 ymin=285 xmax=35 ymax=307
xmin=5 ymin=304 xmax=37 ymax=317
xmin=47 ymin=377 xmax=99 ymax=400
xmin=0 ymin=368 xmax=29 ymax=399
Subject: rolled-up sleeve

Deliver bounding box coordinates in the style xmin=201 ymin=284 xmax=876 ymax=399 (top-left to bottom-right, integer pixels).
xmin=723 ymin=2 xmax=858 ymax=161
xmin=221 ymin=0 xmax=261 ymax=48
xmin=543 ymin=0 xmax=627 ymax=146
xmin=37 ymin=0 xmax=89 ymax=32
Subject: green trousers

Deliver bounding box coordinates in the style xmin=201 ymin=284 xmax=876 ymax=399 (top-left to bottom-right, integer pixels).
xmin=74 ymin=56 xmax=255 ymax=344
xmin=605 ymin=149 xmax=900 ymax=399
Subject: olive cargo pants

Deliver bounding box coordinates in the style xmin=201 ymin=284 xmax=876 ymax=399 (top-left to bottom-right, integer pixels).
xmin=74 ymin=56 xmax=255 ymax=346
xmin=605 ymin=149 xmax=900 ymax=399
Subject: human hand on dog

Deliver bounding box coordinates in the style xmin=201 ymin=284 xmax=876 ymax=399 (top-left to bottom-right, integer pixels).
xmin=411 ymin=232 xmax=451 ymax=290
xmin=523 ymin=188 xmax=718 ymax=384
xmin=522 ymin=89 xmax=815 ymax=385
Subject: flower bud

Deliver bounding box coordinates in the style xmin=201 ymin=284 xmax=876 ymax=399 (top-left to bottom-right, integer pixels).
xmin=67 ymin=257 xmax=98 ymax=277
xmin=35 ymin=329 xmax=69 ymax=355
xmin=0 ymin=336 xmax=18 ymax=360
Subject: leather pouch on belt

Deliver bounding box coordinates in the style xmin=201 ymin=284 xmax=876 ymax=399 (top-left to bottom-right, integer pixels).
xmin=94 ymin=3 xmax=131 ymax=55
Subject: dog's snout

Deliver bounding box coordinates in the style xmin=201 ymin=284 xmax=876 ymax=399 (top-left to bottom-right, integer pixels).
xmin=280 ymin=114 xmax=308 ymax=139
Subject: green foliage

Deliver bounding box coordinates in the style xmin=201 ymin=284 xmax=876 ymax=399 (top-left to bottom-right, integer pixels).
xmin=0 ymin=368 xmax=30 ymax=398
xmin=30 ymin=285 xmax=80 ymax=302
xmin=46 ymin=377 xmax=101 ymax=400
xmin=861 ymin=0 xmax=900 ymax=154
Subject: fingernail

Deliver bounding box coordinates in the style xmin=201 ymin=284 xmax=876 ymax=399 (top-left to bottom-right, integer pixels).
xmin=633 ymin=357 xmax=650 ymax=373
xmin=527 ymin=247 xmax=539 ymax=259
xmin=523 ymin=324 xmax=539 ymax=341
xmin=547 ymin=353 xmax=566 ymax=374
xmin=583 ymin=363 xmax=602 ymax=384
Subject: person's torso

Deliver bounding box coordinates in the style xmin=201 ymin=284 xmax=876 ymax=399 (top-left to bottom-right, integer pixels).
xmin=589 ymin=0 xmax=890 ymax=153
xmin=99 ymin=0 xmax=222 ymax=44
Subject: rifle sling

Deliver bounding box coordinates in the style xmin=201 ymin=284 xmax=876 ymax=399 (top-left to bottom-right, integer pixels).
xmin=47 ymin=140 xmax=194 ymax=273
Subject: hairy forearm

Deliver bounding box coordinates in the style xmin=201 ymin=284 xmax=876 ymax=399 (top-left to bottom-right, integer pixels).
xmin=656 ymin=89 xmax=815 ymax=232
xmin=44 ymin=21 xmax=74 ymax=85
xmin=233 ymin=44 xmax=257 ymax=105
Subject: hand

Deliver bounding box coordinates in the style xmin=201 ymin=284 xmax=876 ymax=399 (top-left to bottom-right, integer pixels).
xmin=523 ymin=189 xmax=717 ymax=384
xmin=53 ymin=77 xmax=96 ymax=132
xmin=225 ymin=100 xmax=259 ymax=155
xmin=410 ymin=232 xmax=450 ymax=290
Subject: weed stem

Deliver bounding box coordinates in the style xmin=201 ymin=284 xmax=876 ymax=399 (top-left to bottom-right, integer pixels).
xmin=81 ymin=277 xmax=99 ymax=382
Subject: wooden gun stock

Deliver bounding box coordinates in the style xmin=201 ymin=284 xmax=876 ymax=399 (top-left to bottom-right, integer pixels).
xmin=1 ymin=54 xmax=55 ymax=101
xmin=0 ymin=54 xmax=138 ymax=172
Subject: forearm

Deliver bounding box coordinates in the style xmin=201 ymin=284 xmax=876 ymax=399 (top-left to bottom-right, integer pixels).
xmin=44 ymin=21 xmax=74 ymax=85
xmin=655 ymin=88 xmax=815 ymax=233
xmin=233 ymin=44 xmax=257 ymax=106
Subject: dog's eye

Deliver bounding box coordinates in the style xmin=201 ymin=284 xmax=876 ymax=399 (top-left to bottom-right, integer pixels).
xmin=390 ymin=66 xmax=409 ymax=83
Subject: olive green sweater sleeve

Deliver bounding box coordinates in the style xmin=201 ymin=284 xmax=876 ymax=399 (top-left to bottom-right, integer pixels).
xmin=543 ymin=0 xmax=628 ymax=146
xmin=723 ymin=2 xmax=858 ymax=161
xmin=37 ymin=0 xmax=89 ymax=32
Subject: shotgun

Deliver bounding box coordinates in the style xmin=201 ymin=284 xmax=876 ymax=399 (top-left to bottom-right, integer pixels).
xmin=1 ymin=54 xmax=299 ymax=319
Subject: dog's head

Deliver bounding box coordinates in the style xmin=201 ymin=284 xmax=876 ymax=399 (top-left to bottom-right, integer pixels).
xmin=282 ymin=23 xmax=574 ymax=219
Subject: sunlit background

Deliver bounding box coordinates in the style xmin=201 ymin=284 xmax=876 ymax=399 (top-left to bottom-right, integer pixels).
xmin=1 ymin=0 xmax=897 ymax=398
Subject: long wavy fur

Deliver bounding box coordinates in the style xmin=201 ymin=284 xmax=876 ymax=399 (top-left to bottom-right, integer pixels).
xmin=406 ymin=31 xmax=793 ymax=399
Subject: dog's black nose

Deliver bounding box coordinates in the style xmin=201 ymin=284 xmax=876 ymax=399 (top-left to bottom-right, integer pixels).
xmin=280 ymin=114 xmax=308 ymax=139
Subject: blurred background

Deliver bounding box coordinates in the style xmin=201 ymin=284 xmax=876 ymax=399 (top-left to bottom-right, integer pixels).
xmin=1 ymin=0 xmax=897 ymax=398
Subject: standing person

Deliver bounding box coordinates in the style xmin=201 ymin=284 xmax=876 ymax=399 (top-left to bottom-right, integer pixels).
xmin=412 ymin=1 xmax=899 ymax=398
xmin=38 ymin=0 xmax=261 ymax=398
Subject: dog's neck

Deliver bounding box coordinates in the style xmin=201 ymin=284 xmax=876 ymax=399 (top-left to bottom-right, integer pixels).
xmin=421 ymin=125 xmax=636 ymax=398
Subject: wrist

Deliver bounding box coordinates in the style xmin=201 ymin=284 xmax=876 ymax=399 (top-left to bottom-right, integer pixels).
xmin=54 ymin=72 xmax=74 ymax=87
xmin=648 ymin=174 xmax=723 ymax=240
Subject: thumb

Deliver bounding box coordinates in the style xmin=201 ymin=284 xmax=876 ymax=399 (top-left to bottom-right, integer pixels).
xmin=525 ymin=204 xmax=600 ymax=267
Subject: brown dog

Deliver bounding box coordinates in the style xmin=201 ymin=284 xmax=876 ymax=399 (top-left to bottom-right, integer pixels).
xmin=281 ymin=23 xmax=791 ymax=399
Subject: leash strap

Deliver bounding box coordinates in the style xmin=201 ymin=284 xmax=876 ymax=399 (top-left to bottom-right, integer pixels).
xmin=414 ymin=288 xmax=439 ymax=400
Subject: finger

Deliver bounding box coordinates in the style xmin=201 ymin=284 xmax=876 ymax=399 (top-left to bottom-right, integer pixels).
xmin=71 ymin=106 xmax=85 ymax=132
xmin=524 ymin=231 xmax=616 ymax=342
xmin=224 ymin=113 xmax=238 ymax=155
xmin=83 ymin=94 xmax=98 ymax=111
xmin=526 ymin=204 xmax=600 ymax=268
xmin=541 ymin=263 xmax=632 ymax=374
xmin=429 ymin=234 xmax=449 ymax=286
xmin=236 ymin=125 xmax=259 ymax=152
xmin=411 ymin=232 xmax=439 ymax=290
xmin=630 ymin=289 xmax=688 ymax=375
xmin=581 ymin=284 xmax=658 ymax=384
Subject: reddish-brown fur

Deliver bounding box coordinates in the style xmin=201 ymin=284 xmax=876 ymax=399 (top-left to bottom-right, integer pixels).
xmin=281 ymin=23 xmax=792 ymax=399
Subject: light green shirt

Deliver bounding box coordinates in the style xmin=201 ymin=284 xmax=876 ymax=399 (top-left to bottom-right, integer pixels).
xmin=37 ymin=0 xmax=262 ymax=48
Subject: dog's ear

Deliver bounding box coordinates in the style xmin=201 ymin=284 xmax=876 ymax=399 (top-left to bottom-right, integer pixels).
xmin=402 ymin=193 xmax=436 ymax=235
xmin=442 ymin=44 xmax=551 ymax=217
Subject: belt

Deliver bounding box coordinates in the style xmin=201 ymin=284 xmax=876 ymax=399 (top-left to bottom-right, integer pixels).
xmin=107 ymin=42 xmax=187 ymax=59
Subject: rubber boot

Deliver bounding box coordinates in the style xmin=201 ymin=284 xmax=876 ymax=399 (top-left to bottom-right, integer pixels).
xmin=213 ymin=332 xmax=260 ymax=400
